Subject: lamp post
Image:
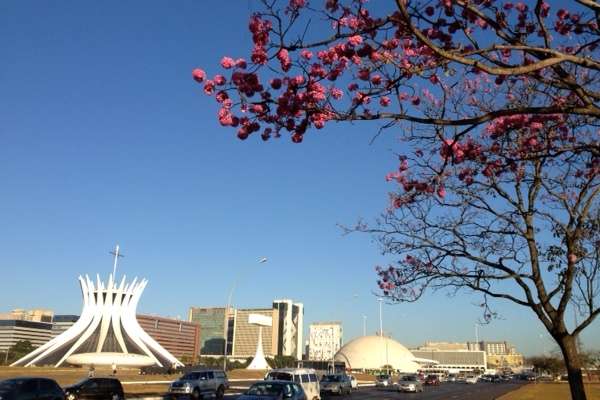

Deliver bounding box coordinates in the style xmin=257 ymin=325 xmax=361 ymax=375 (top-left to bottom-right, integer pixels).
xmin=362 ymin=315 xmax=367 ymax=337
xmin=223 ymin=257 xmax=268 ymax=371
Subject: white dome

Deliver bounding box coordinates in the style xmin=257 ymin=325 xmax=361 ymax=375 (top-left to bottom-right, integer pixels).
xmin=334 ymin=336 xmax=419 ymax=372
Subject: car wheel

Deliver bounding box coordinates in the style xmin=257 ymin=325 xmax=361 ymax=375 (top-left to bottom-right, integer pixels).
xmin=191 ymin=388 xmax=201 ymax=400
xmin=216 ymin=385 xmax=225 ymax=399
xmin=111 ymin=395 xmax=122 ymax=400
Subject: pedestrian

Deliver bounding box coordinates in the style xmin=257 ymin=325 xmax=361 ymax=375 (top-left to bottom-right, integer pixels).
xmin=112 ymin=362 xmax=117 ymax=375
xmin=88 ymin=364 xmax=95 ymax=378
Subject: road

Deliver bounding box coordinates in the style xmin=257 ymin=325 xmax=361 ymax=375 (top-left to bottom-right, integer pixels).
xmin=221 ymin=382 xmax=524 ymax=400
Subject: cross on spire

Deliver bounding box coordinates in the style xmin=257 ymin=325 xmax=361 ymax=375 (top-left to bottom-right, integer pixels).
xmin=109 ymin=244 xmax=125 ymax=279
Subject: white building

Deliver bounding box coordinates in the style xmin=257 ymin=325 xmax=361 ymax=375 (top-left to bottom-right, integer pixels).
xmin=273 ymin=300 xmax=303 ymax=360
xmin=308 ymin=322 xmax=343 ymax=361
xmin=12 ymin=274 xmax=183 ymax=368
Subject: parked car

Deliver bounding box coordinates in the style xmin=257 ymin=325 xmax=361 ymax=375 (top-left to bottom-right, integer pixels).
xmin=168 ymin=368 xmax=229 ymax=399
xmin=348 ymin=375 xmax=358 ymax=390
xmin=465 ymin=375 xmax=478 ymax=384
xmin=320 ymin=374 xmax=352 ymax=396
xmin=63 ymin=377 xmax=124 ymax=400
xmin=239 ymin=381 xmax=306 ymax=400
xmin=0 ymin=377 xmax=64 ymax=400
xmin=375 ymin=374 xmax=392 ymax=388
xmin=265 ymin=368 xmax=320 ymax=400
xmin=424 ymin=375 xmax=440 ymax=386
xmin=446 ymin=374 xmax=457 ymax=383
xmin=396 ymin=375 xmax=423 ymax=393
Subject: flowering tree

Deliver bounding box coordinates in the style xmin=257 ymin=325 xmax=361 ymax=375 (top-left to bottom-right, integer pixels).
xmin=193 ymin=1 xmax=600 ymax=398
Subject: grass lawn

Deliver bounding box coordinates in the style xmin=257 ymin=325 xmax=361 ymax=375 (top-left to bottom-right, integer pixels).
xmin=498 ymin=383 xmax=600 ymax=400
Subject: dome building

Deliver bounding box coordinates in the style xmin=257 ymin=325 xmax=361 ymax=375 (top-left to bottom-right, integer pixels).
xmin=334 ymin=336 xmax=422 ymax=372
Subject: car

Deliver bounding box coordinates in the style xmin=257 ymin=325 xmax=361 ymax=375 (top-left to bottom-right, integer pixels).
xmin=168 ymin=368 xmax=229 ymax=399
xmin=375 ymin=374 xmax=392 ymax=388
xmin=446 ymin=374 xmax=457 ymax=383
xmin=0 ymin=377 xmax=65 ymax=400
xmin=395 ymin=375 xmax=423 ymax=393
xmin=265 ymin=368 xmax=320 ymax=400
xmin=424 ymin=375 xmax=440 ymax=386
xmin=64 ymin=377 xmax=124 ymax=400
xmin=319 ymin=374 xmax=352 ymax=396
xmin=464 ymin=375 xmax=478 ymax=384
xmin=238 ymin=381 xmax=306 ymax=400
xmin=348 ymin=375 xmax=358 ymax=390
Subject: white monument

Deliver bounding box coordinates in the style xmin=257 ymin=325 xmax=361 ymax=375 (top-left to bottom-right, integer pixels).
xmin=246 ymin=313 xmax=272 ymax=370
xmin=12 ymin=246 xmax=184 ymax=368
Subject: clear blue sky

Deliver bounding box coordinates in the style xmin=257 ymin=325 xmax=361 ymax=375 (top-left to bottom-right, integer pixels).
xmin=1 ymin=0 xmax=598 ymax=357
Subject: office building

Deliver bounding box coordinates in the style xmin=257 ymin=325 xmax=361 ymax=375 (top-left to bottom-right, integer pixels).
xmin=232 ymin=308 xmax=275 ymax=358
xmin=273 ymin=300 xmax=304 ymax=360
xmin=419 ymin=341 xmax=468 ymax=351
xmin=137 ymin=315 xmax=201 ymax=361
xmin=0 ymin=320 xmax=53 ymax=353
xmin=411 ymin=348 xmax=487 ymax=374
xmin=188 ymin=307 xmax=230 ymax=356
xmin=0 ymin=309 xmax=54 ymax=323
xmin=467 ymin=340 xmax=516 ymax=355
xmin=308 ymin=322 xmax=343 ymax=361
xmin=466 ymin=341 xmax=523 ymax=369
xmin=51 ymin=315 xmax=79 ymax=339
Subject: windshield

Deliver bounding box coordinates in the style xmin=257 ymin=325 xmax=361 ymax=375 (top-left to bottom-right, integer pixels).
xmin=266 ymin=372 xmax=293 ymax=381
xmin=378 ymin=375 xmax=389 ymax=380
xmin=401 ymin=376 xmax=417 ymax=382
xmin=181 ymin=373 xmax=201 ymax=381
xmin=0 ymin=380 xmax=20 ymax=391
xmin=247 ymin=383 xmax=283 ymax=396
xmin=321 ymin=375 xmax=341 ymax=382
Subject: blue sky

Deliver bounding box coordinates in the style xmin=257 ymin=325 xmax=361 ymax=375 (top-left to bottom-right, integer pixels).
xmin=1 ymin=0 xmax=598 ymax=357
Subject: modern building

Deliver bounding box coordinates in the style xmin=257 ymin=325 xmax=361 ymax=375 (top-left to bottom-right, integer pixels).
xmin=334 ymin=336 xmax=421 ymax=372
xmin=466 ymin=341 xmax=524 ymax=369
xmin=0 ymin=309 xmax=54 ymax=323
xmin=51 ymin=315 xmax=79 ymax=339
xmin=0 ymin=320 xmax=54 ymax=352
xmin=467 ymin=341 xmax=516 ymax=355
xmin=188 ymin=307 xmax=229 ymax=356
xmin=12 ymin=274 xmax=184 ymax=368
xmin=419 ymin=341 xmax=468 ymax=351
xmin=411 ymin=349 xmax=487 ymax=374
xmin=232 ymin=308 xmax=275 ymax=358
xmin=273 ymin=300 xmax=303 ymax=360
xmin=137 ymin=315 xmax=201 ymax=362
xmin=308 ymin=322 xmax=343 ymax=361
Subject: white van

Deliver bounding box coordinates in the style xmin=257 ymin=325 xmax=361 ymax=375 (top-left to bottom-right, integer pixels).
xmin=265 ymin=368 xmax=321 ymax=400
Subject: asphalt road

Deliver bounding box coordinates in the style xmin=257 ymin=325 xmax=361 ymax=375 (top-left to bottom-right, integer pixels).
xmin=223 ymin=382 xmax=524 ymax=400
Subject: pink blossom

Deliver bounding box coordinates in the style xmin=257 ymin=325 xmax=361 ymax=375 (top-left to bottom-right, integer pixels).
xmin=213 ymin=75 xmax=226 ymax=86
xmin=204 ymin=80 xmax=215 ymax=95
xmin=300 ymin=49 xmax=313 ymax=60
xmin=220 ymin=57 xmax=236 ymax=69
xmin=379 ymin=96 xmax=391 ymax=107
xmin=348 ymin=35 xmax=363 ymax=46
xmin=192 ymin=68 xmax=206 ymax=83
xmin=330 ymin=87 xmax=343 ymax=99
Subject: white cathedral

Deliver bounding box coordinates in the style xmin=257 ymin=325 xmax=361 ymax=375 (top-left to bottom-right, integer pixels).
xmin=12 ymin=247 xmax=183 ymax=368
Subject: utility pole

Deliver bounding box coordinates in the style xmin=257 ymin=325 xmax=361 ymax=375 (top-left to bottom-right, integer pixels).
xmin=378 ymin=298 xmax=383 ymax=337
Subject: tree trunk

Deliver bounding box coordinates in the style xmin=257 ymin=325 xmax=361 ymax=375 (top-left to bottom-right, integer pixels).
xmin=559 ymin=335 xmax=587 ymax=400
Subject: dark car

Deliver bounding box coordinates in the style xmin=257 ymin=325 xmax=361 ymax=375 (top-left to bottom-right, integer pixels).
xmin=424 ymin=375 xmax=440 ymax=386
xmin=0 ymin=377 xmax=64 ymax=400
xmin=238 ymin=381 xmax=306 ymax=400
xmin=64 ymin=377 xmax=124 ymax=400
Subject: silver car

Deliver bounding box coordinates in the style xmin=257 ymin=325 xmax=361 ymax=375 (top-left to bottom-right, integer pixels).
xmin=168 ymin=369 xmax=229 ymax=399
xmin=396 ymin=375 xmax=423 ymax=393
xmin=320 ymin=374 xmax=352 ymax=395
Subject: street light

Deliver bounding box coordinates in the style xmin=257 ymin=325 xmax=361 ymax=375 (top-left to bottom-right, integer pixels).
xmin=223 ymin=257 xmax=268 ymax=370
xmin=362 ymin=315 xmax=367 ymax=337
